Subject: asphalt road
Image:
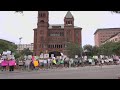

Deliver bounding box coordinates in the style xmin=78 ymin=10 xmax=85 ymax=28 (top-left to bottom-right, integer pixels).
xmin=0 ymin=65 xmax=120 ymax=79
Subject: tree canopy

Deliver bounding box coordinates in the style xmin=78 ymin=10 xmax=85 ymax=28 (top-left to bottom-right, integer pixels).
xmin=20 ymin=48 xmax=33 ymax=56
xmin=0 ymin=39 xmax=17 ymax=54
xmin=66 ymin=42 xmax=82 ymax=58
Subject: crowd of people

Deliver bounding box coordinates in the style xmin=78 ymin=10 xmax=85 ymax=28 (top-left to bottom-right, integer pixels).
xmin=0 ymin=55 xmax=120 ymax=72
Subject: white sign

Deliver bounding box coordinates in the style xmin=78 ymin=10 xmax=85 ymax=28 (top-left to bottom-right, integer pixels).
xmin=88 ymin=59 xmax=92 ymax=63
xmin=61 ymin=53 xmax=63 ymax=56
xmin=95 ymin=56 xmax=98 ymax=59
xmin=44 ymin=54 xmax=49 ymax=58
xmin=75 ymin=55 xmax=78 ymax=58
xmin=28 ymin=55 xmax=32 ymax=59
xmin=40 ymin=53 xmax=44 ymax=58
xmin=24 ymin=55 xmax=27 ymax=60
xmin=7 ymin=51 xmax=11 ymax=55
xmin=84 ymin=56 xmax=87 ymax=60
xmin=100 ymin=55 xmax=103 ymax=59
xmin=2 ymin=56 xmax=6 ymax=59
xmin=51 ymin=54 xmax=54 ymax=58
xmin=11 ymin=55 xmax=15 ymax=59
xmin=7 ymin=54 xmax=11 ymax=60
xmin=3 ymin=51 xmax=7 ymax=55
xmin=93 ymin=56 xmax=98 ymax=59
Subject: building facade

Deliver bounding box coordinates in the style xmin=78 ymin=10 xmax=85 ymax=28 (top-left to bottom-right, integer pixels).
xmin=94 ymin=28 xmax=120 ymax=47
xmin=17 ymin=43 xmax=33 ymax=52
xmin=33 ymin=11 xmax=82 ymax=56
xmin=102 ymin=32 xmax=120 ymax=44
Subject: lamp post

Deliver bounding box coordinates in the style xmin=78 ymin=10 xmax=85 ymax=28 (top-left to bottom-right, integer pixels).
xmin=19 ymin=37 xmax=22 ymax=53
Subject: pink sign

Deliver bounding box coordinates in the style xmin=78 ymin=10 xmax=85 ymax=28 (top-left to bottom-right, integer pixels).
xmin=32 ymin=56 xmax=35 ymax=61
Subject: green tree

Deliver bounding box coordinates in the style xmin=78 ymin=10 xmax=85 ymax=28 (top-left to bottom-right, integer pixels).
xmin=21 ymin=48 xmax=33 ymax=56
xmin=112 ymin=42 xmax=120 ymax=55
xmin=66 ymin=42 xmax=82 ymax=58
xmin=83 ymin=44 xmax=93 ymax=56
xmin=98 ymin=41 xmax=120 ymax=56
xmin=92 ymin=46 xmax=100 ymax=56
xmin=14 ymin=52 xmax=21 ymax=59
xmin=0 ymin=39 xmax=17 ymax=54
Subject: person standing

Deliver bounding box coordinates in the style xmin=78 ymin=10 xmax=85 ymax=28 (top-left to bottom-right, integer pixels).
xmin=43 ymin=59 xmax=47 ymax=69
xmin=33 ymin=59 xmax=39 ymax=70
xmin=8 ymin=59 xmax=16 ymax=72
xmin=18 ymin=60 xmax=24 ymax=71
xmin=25 ymin=59 xmax=31 ymax=71
xmin=47 ymin=58 xmax=51 ymax=69
xmin=1 ymin=59 xmax=8 ymax=71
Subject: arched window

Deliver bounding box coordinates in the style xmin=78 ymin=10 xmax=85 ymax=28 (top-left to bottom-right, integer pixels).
xmin=61 ymin=45 xmax=62 ymax=48
xmin=40 ymin=20 xmax=44 ymax=23
xmin=55 ymin=44 xmax=56 ymax=48
xmin=57 ymin=45 xmax=58 ymax=48
xmin=59 ymin=45 xmax=60 ymax=48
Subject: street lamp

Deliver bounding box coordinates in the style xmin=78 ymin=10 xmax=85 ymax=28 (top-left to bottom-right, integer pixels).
xmin=19 ymin=37 xmax=22 ymax=53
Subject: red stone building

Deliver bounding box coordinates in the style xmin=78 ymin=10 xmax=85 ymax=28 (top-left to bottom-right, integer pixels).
xmin=94 ymin=28 xmax=120 ymax=47
xmin=33 ymin=11 xmax=82 ymax=56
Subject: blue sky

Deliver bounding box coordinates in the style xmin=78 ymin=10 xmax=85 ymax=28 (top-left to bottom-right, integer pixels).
xmin=0 ymin=11 xmax=120 ymax=46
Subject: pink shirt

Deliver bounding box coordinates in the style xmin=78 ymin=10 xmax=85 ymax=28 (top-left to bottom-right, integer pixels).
xmin=1 ymin=60 xmax=8 ymax=66
xmin=9 ymin=60 xmax=16 ymax=66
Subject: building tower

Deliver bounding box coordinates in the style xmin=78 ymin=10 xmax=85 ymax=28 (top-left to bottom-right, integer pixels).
xmin=64 ymin=11 xmax=75 ymax=44
xmin=34 ymin=11 xmax=49 ymax=55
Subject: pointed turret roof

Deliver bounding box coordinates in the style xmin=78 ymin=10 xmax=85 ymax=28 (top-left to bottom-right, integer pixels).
xmin=65 ymin=11 xmax=73 ymax=18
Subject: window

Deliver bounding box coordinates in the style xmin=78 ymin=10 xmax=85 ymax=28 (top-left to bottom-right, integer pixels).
xmin=39 ymin=13 xmax=46 ymax=17
xmin=68 ymin=21 xmax=71 ymax=24
xmin=61 ymin=45 xmax=62 ymax=48
xmin=59 ymin=45 xmax=60 ymax=48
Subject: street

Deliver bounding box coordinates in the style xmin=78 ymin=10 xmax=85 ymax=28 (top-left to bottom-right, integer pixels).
xmin=0 ymin=65 xmax=120 ymax=79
